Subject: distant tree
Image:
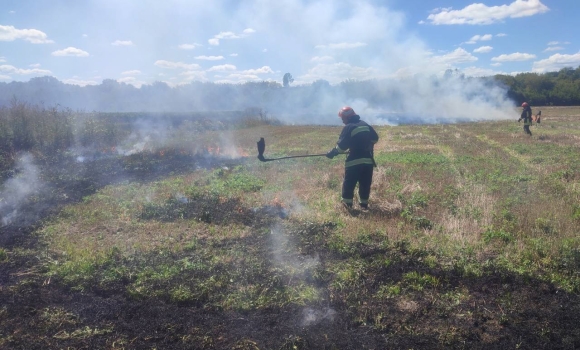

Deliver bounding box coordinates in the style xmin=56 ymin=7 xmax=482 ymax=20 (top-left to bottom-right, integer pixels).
xmin=283 ymin=73 xmax=294 ymax=87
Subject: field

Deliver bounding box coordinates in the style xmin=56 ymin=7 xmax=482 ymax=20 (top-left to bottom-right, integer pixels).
xmin=1 ymin=106 xmax=579 ymax=349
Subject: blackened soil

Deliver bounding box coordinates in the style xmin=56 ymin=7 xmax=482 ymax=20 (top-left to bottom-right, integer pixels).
xmin=1 ymin=152 xmax=580 ymax=349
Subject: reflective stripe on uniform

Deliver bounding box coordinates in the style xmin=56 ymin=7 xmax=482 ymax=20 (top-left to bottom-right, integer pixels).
xmin=345 ymin=158 xmax=374 ymax=167
xmin=342 ymin=198 xmax=353 ymax=204
xmin=351 ymin=126 xmax=370 ymax=137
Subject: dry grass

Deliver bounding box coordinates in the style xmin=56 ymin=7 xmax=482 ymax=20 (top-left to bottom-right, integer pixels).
xmin=41 ymin=109 xmax=580 ymax=280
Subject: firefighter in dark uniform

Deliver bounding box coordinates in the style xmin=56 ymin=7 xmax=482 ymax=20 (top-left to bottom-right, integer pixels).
xmin=326 ymin=106 xmax=379 ymax=210
xmin=518 ymin=102 xmax=533 ymax=136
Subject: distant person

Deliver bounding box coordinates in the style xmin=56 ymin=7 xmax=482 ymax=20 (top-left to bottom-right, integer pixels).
xmin=326 ymin=106 xmax=379 ymax=210
xmin=518 ymin=102 xmax=533 ymax=136
xmin=535 ymin=110 xmax=542 ymax=125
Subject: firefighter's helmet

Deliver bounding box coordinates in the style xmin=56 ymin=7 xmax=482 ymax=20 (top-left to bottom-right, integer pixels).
xmin=521 ymin=102 xmax=529 ymax=108
xmin=338 ymin=106 xmax=355 ymax=118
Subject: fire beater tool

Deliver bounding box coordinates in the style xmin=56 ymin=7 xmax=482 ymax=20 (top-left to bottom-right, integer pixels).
xmin=257 ymin=137 xmax=327 ymax=162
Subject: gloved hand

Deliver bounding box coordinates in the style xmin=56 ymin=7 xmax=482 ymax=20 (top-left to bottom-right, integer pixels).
xmin=517 ymin=118 xmax=521 ymax=123
xmin=326 ymin=148 xmax=339 ymax=159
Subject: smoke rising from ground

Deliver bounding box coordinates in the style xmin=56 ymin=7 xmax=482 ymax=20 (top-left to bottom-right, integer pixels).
xmin=0 ymin=153 xmax=43 ymax=226
xmin=226 ymin=0 xmax=516 ymax=125
xmin=267 ymin=223 xmax=335 ymax=327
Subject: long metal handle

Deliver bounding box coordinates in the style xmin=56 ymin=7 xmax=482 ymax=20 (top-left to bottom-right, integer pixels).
xmin=258 ymin=154 xmax=327 ymax=162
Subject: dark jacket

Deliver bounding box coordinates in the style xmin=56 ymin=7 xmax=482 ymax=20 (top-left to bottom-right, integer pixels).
xmin=334 ymin=115 xmax=379 ymax=167
xmin=521 ymin=106 xmax=533 ymax=125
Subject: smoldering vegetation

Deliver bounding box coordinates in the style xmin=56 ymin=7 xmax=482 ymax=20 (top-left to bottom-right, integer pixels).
xmin=0 ymin=101 xmax=270 ymax=241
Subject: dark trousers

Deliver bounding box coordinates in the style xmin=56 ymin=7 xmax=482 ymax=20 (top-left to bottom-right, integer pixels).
xmin=342 ymin=164 xmax=374 ymax=205
xmin=524 ymin=125 xmax=532 ymax=135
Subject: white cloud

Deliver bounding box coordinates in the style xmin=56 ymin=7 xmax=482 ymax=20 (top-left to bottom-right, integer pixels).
xmin=241 ymin=66 xmax=274 ymax=75
xmin=262 ymin=48 xmax=268 ymax=52
xmin=0 ymin=64 xmax=52 ymax=75
xmin=473 ymin=46 xmax=493 ymax=53
xmin=117 ymin=76 xmax=146 ymax=87
xmin=430 ymin=7 xmax=452 ymax=14
xmin=315 ymin=42 xmax=367 ymax=49
xmin=492 ymin=52 xmax=536 ymax=62
xmin=121 ymin=70 xmax=141 ymax=75
xmin=496 ymin=33 xmax=507 ymax=37
xmin=51 ymin=47 xmax=89 ymax=57
xmin=461 ymin=66 xmax=506 ymax=77
xmin=215 ymin=31 xmax=241 ymax=40
xmin=208 ymin=32 xmax=239 ymax=45
xmin=427 ymin=0 xmax=549 ymax=25
xmin=225 ymin=73 xmax=260 ymax=81
xmin=0 ymin=74 xmax=11 ymax=80
xmin=208 ymin=28 xmax=255 ymax=46
xmin=465 ymin=34 xmax=493 ymax=44
xmin=470 ymin=34 xmax=492 ymax=42
xmin=111 ymin=40 xmax=134 ymax=46
xmin=207 ymin=64 xmax=236 ymax=72
xmin=194 ymin=55 xmax=224 ymax=61
xmin=311 ymin=56 xmax=334 ymax=63
xmin=547 ymin=41 xmax=569 ymax=46
xmin=230 ymin=53 xmax=238 ymax=57
xmin=491 ymin=62 xmax=502 ymax=67
xmin=0 ymin=25 xmax=54 ymax=43
xmin=544 ymin=41 xmax=570 ymax=52
xmin=0 ymin=56 xmax=6 ymax=63
xmin=62 ymin=78 xmax=99 ymax=86
xmin=180 ymin=70 xmax=208 ymax=81
xmin=178 ymin=43 xmax=201 ymax=50
xmin=431 ymin=48 xmax=478 ymax=65
xmin=532 ymin=52 xmax=580 ymax=73
xmin=154 ymin=60 xmax=200 ymax=70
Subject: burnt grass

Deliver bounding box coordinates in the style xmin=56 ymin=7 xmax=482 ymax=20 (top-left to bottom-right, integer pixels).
xmin=1 ymin=152 xmax=580 ymax=349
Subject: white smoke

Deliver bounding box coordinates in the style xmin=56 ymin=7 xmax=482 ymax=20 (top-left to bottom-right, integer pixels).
xmin=234 ymin=1 xmax=516 ymax=126
xmin=0 ymin=153 xmax=43 ymax=226
xmin=268 ymin=223 xmax=335 ymax=326
xmin=301 ymin=307 xmax=337 ymax=327
xmin=117 ymin=118 xmax=170 ymax=155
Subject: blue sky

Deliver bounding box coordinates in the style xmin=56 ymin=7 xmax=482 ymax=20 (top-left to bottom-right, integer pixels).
xmin=0 ymin=0 xmax=578 ymax=87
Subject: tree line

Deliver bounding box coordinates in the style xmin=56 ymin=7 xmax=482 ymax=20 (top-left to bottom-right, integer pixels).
xmin=494 ymin=66 xmax=580 ymax=106
xmin=0 ymin=66 xmax=579 ymax=112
